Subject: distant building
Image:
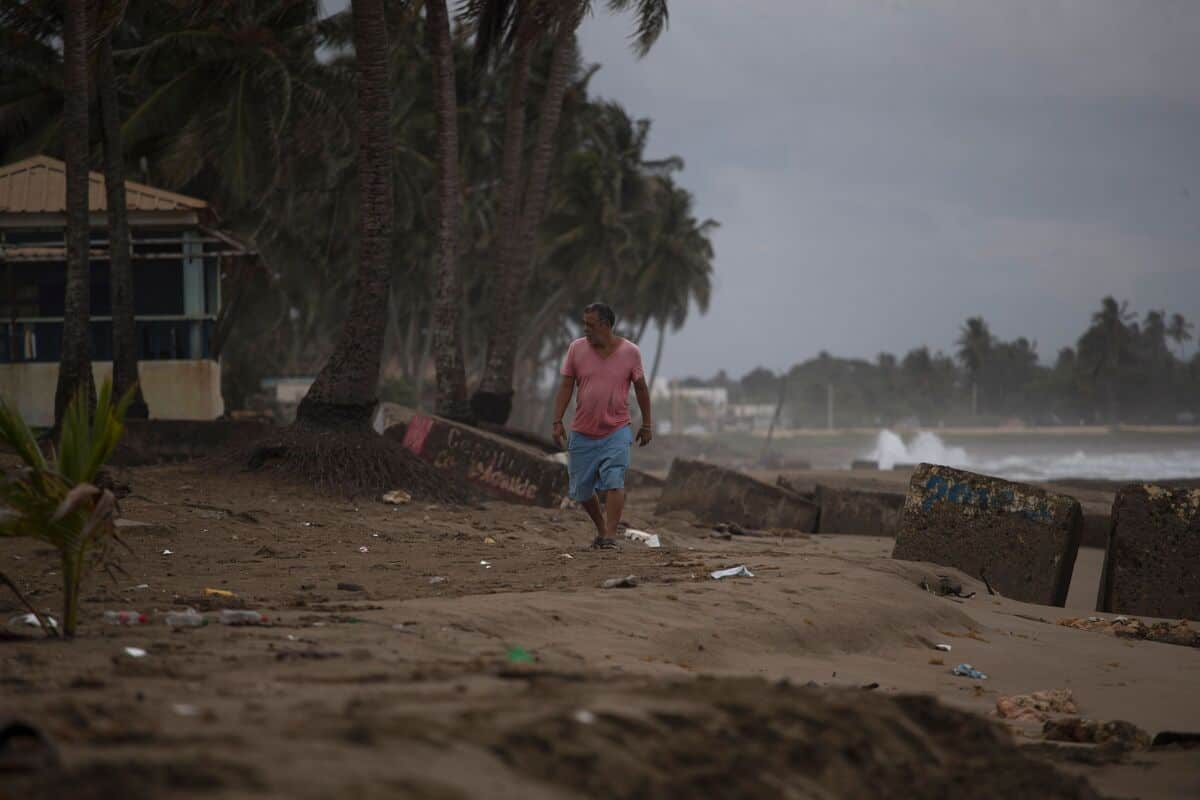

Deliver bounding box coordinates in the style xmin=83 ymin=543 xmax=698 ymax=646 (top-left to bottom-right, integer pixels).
xmin=0 ymin=156 xmax=254 ymax=426
xmin=727 ymin=402 xmax=782 ymax=431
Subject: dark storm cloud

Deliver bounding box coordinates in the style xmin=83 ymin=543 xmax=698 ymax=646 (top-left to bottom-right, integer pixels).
xmin=578 ymin=0 xmax=1200 ymax=378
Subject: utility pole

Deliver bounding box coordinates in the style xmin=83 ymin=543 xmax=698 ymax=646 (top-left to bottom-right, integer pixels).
xmin=760 ymin=372 xmax=787 ymax=464
xmin=670 ymin=379 xmax=680 ymax=435
xmin=826 ymin=382 xmax=834 ymax=431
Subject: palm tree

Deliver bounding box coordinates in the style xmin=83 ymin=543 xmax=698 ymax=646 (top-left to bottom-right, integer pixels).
xmin=294 ymin=0 xmax=393 ymax=429
xmin=1077 ymin=296 xmax=1136 ymax=423
xmin=467 ymin=0 xmax=671 ymax=425
xmin=634 ymin=178 xmax=715 ymax=396
xmin=121 ymin=0 xmax=337 ymax=214
xmin=1167 ymin=312 xmax=1194 ymax=359
xmin=0 ymin=15 xmax=63 ymax=162
xmin=54 ymin=0 xmax=95 ymax=427
xmin=425 ymin=0 xmax=470 ymax=421
xmin=955 ymin=316 xmax=992 ymax=415
xmin=97 ymin=24 xmax=149 ymax=419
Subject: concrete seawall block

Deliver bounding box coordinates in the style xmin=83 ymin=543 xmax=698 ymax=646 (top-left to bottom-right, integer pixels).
xmin=1098 ymin=485 xmax=1200 ymax=621
xmin=892 ymin=463 xmax=1083 ymax=606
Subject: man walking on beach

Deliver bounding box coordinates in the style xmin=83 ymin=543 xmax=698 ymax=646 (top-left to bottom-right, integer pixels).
xmin=552 ymin=303 xmax=653 ymax=549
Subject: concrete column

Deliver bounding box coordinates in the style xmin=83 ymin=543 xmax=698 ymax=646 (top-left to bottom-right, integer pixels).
xmin=182 ymin=230 xmax=204 ymax=357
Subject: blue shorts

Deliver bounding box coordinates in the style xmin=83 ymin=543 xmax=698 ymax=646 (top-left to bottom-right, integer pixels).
xmin=567 ymin=426 xmax=633 ymax=501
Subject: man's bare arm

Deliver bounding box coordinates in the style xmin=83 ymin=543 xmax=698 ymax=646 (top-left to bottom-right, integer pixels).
xmin=633 ymin=377 xmax=653 ymax=446
xmin=551 ymin=375 xmax=575 ymax=447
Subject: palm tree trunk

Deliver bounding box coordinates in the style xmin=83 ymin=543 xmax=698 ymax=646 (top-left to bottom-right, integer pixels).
xmin=427 ymin=0 xmax=471 ymax=421
xmin=633 ymin=315 xmax=650 ymax=344
xmin=470 ymin=10 xmax=536 ymax=425
xmin=54 ymin=0 xmax=96 ymax=427
xmin=512 ymin=16 xmax=578 ymax=284
xmin=98 ymin=34 xmax=148 ymax=419
xmin=647 ymin=318 xmax=667 ymax=400
xmin=645 ymin=317 xmax=668 ymax=434
xmin=295 ymin=0 xmax=393 ymax=430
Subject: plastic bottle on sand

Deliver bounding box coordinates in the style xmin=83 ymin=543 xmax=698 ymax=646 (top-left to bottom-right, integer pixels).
xmin=219 ymin=609 xmax=268 ymax=626
xmin=164 ymin=609 xmax=207 ymax=628
xmin=102 ymin=610 xmax=149 ymax=625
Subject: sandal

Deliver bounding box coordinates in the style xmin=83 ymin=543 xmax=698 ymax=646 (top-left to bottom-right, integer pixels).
xmin=591 ymin=536 xmax=619 ymax=550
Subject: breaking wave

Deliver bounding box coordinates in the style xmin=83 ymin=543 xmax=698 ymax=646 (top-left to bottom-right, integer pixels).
xmin=865 ymin=430 xmax=1200 ymax=482
xmin=868 ymin=430 xmax=968 ymax=471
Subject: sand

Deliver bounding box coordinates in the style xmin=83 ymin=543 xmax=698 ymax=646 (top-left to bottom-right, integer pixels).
xmin=1 ymin=458 xmax=1197 ymax=798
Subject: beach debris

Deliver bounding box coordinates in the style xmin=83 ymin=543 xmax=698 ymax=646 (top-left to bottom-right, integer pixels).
xmin=601 ymin=575 xmax=638 ymax=589
xmin=428 ymin=576 xmax=447 ymax=585
xmin=506 ymin=646 xmax=534 ymax=664
xmin=624 ymin=528 xmax=661 ymax=547
xmin=934 ymin=644 xmax=953 ymax=652
xmin=337 ymin=582 xmax=364 ymax=592
xmin=710 ymin=565 xmax=754 ymax=580
xmin=573 ymin=709 xmax=597 ymax=725
xmin=1043 ymin=718 xmax=1150 ymax=751
xmin=1057 ymin=615 xmax=1198 ymax=649
xmin=203 ymin=587 xmax=236 ymax=599
xmin=132 ymin=583 xmax=150 ymax=590
xmin=381 ymin=489 xmax=412 ymax=505
xmin=7 ymin=613 xmax=58 ymax=633
xmin=171 ymin=704 xmax=202 ymax=717
xmin=560 ymin=553 xmax=574 ymax=559
xmin=101 ymin=611 xmax=149 ymax=626
xmin=480 ymin=560 xmax=492 ymax=569
xmin=483 ymin=536 xmax=497 ymax=545
xmin=0 ymin=719 xmax=60 ymax=774
xmin=161 ymin=549 xmax=173 ymax=556
xmin=919 ymin=575 xmax=976 ymax=599
xmin=358 ymin=546 xmax=369 ymax=553
xmin=122 ymin=646 xmax=148 ymax=658
xmin=219 ymin=609 xmax=268 ymax=626
xmin=951 ymin=663 xmax=987 ymax=680
xmin=1152 ymin=731 xmax=1200 ymax=749
xmin=996 ymin=689 xmax=1078 ymax=723
xmin=164 ymin=608 xmax=207 ymax=628
xmin=712 ymin=522 xmax=768 ymax=538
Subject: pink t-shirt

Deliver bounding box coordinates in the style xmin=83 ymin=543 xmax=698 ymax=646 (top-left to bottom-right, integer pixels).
xmin=561 ymin=337 xmax=645 ymax=437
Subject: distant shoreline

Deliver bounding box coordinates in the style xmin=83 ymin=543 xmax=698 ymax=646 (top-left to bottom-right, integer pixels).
xmin=747 ymin=424 xmax=1200 ymax=439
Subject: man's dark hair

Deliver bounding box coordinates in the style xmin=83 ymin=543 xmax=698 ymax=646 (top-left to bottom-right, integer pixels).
xmin=584 ymin=302 xmax=616 ymax=328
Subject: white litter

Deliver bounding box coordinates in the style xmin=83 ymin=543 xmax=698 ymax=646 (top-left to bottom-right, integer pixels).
xmin=123 ymin=646 xmax=148 ymax=658
xmin=573 ymin=709 xmax=597 ymax=725
xmin=480 ymin=560 xmax=492 ymax=569
xmin=172 ymin=704 xmax=201 ymax=717
xmin=358 ymin=546 xmax=369 ymax=553
xmin=623 ymin=529 xmax=661 ymax=548
xmin=935 ymin=644 xmax=952 ymax=652
xmin=161 ymin=549 xmax=173 ymax=556
xmin=7 ymin=613 xmax=57 ymax=630
xmin=710 ymin=565 xmax=755 ymax=580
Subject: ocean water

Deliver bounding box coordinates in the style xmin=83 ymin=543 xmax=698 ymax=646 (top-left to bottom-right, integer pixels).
xmin=865 ymin=430 xmax=1200 ymax=482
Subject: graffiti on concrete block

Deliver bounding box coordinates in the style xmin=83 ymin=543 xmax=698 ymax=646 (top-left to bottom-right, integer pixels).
xmin=918 ymin=473 xmax=1053 ymax=523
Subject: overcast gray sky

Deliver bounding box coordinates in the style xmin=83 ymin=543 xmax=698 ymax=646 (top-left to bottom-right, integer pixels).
xmin=577 ymin=0 xmax=1200 ymax=379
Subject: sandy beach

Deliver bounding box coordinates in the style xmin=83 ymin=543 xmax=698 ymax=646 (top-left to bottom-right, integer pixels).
xmin=1 ymin=457 xmax=1197 ymax=799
